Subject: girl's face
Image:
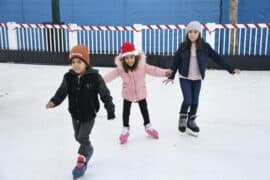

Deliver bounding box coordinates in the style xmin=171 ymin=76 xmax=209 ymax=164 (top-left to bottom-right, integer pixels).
xmin=71 ymin=57 xmax=87 ymax=75
xmin=188 ymin=30 xmax=200 ymax=42
xmin=124 ymin=55 xmax=136 ymax=67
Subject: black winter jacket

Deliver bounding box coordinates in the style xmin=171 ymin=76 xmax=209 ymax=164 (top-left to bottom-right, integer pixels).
xmin=50 ymin=68 xmax=115 ymax=121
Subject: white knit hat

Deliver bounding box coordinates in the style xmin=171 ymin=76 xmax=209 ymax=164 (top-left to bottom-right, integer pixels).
xmin=186 ymin=21 xmax=202 ymax=33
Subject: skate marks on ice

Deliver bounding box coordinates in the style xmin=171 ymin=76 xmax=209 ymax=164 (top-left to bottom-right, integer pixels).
xmin=0 ymin=88 xmax=8 ymax=98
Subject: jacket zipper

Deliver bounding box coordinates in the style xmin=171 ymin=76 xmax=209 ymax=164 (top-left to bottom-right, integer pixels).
xmin=131 ymin=72 xmax=137 ymax=101
xmin=76 ymin=76 xmax=80 ymax=114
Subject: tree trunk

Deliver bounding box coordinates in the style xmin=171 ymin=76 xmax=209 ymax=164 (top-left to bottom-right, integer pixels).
xmin=229 ymin=0 xmax=239 ymax=55
xmin=51 ymin=0 xmax=61 ymax=24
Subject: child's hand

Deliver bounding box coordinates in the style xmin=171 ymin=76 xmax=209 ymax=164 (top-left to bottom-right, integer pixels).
xmin=233 ymin=69 xmax=240 ymax=74
xmin=46 ymin=101 xmax=55 ymax=109
xmin=165 ymin=70 xmax=172 ymax=77
xmin=107 ymin=111 xmax=115 ymax=120
xmin=163 ymin=79 xmax=173 ymax=85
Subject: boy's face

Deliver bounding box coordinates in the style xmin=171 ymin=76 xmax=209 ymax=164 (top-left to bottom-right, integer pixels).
xmin=188 ymin=30 xmax=200 ymax=42
xmin=71 ymin=57 xmax=87 ymax=75
xmin=124 ymin=55 xmax=136 ymax=67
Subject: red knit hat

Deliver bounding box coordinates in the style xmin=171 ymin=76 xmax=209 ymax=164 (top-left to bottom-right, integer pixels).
xmin=69 ymin=45 xmax=90 ymax=65
xmin=120 ymin=42 xmax=138 ymax=58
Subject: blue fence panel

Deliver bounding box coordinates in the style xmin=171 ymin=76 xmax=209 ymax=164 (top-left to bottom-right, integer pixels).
xmin=16 ymin=26 xmax=69 ymax=52
xmin=78 ymin=29 xmax=134 ymax=54
xmin=0 ymin=26 xmax=9 ymax=50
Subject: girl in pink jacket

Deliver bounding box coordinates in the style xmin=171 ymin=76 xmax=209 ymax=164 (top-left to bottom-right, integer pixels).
xmin=103 ymin=42 xmax=171 ymax=144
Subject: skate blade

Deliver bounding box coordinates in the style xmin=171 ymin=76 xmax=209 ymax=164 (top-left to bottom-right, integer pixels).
xmin=73 ymin=168 xmax=87 ymax=180
xmin=186 ymin=128 xmax=199 ymax=137
xmin=73 ymin=175 xmax=84 ymax=180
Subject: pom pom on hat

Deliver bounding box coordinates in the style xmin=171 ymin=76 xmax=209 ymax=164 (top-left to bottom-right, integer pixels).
xmin=120 ymin=42 xmax=138 ymax=58
xmin=69 ymin=45 xmax=90 ymax=65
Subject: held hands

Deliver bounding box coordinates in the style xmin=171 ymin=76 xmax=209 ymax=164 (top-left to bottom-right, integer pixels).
xmin=165 ymin=70 xmax=172 ymax=77
xmin=233 ymin=69 xmax=241 ymax=75
xmin=107 ymin=111 xmax=115 ymax=120
xmin=163 ymin=78 xmax=173 ymax=85
xmin=163 ymin=70 xmax=173 ymax=85
xmin=46 ymin=101 xmax=55 ymax=109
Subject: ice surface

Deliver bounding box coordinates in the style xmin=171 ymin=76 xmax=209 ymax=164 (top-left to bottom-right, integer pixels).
xmin=0 ymin=63 xmax=269 ymax=180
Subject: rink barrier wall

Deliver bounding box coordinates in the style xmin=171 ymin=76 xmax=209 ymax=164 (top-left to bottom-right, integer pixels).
xmin=0 ymin=49 xmax=270 ymax=70
xmin=0 ymin=22 xmax=270 ymax=56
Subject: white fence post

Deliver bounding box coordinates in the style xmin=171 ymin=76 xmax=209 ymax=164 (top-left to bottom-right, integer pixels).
xmin=133 ymin=24 xmax=143 ymax=51
xmin=68 ymin=23 xmax=79 ymax=51
xmin=205 ymin=23 xmax=217 ymax=49
xmin=6 ymin=22 xmax=18 ymax=50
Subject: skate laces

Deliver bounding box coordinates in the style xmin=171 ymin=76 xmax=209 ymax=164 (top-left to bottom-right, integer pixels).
xmin=76 ymin=155 xmax=86 ymax=168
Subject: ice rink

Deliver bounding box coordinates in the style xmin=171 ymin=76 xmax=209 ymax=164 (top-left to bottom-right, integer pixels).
xmin=0 ymin=63 xmax=269 ymax=180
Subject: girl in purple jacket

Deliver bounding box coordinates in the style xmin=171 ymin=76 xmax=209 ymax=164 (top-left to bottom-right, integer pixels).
xmin=104 ymin=42 xmax=171 ymax=144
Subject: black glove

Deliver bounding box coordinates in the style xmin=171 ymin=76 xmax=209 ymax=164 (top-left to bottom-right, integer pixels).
xmin=107 ymin=111 xmax=115 ymax=120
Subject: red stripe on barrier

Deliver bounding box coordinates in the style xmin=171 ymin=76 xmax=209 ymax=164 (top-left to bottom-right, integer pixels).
xmin=165 ymin=25 xmax=171 ymax=30
xmin=157 ymin=25 xmax=162 ymax=30
xmin=175 ymin=24 xmax=180 ymax=29
xmin=105 ymin=26 xmax=110 ymax=31
xmin=267 ymin=23 xmax=270 ymax=28
xmin=232 ymin=23 xmax=238 ymax=29
xmin=43 ymin=24 xmax=49 ymax=29
xmin=97 ymin=26 xmax=103 ymax=31
xmin=244 ymin=24 xmax=250 ymax=29
xmin=147 ymin=25 xmax=153 ymax=30
xmin=131 ymin=26 xmax=137 ymax=31
xmin=221 ymin=24 xmax=228 ymax=29
xmin=24 ymin=24 xmax=29 ymax=28
xmin=81 ymin=26 xmax=86 ymax=31
xmin=254 ymin=23 xmax=260 ymax=28
xmin=115 ymin=26 xmax=120 ymax=31
xmin=202 ymin=24 xmax=209 ymax=31
xmin=88 ymin=26 xmax=94 ymax=31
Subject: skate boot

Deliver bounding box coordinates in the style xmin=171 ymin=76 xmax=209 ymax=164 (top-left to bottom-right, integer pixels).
xmin=145 ymin=123 xmax=159 ymax=139
xmin=119 ymin=127 xmax=130 ymax=144
xmin=86 ymin=144 xmax=94 ymax=163
xmin=72 ymin=155 xmax=87 ymax=179
xmin=186 ymin=115 xmax=200 ymax=136
xmin=178 ymin=114 xmax=188 ymax=133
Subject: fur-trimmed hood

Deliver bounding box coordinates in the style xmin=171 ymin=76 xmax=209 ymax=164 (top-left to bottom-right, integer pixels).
xmin=114 ymin=52 xmax=147 ymax=70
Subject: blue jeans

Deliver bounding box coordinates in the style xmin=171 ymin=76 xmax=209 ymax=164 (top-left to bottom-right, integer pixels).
xmin=179 ymin=78 xmax=201 ymax=116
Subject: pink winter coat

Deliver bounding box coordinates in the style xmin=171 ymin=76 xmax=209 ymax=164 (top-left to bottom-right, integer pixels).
xmin=103 ymin=53 xmax=168 ymax=102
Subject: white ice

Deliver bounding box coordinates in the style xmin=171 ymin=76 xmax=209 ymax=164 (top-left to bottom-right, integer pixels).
xmin=0 ymin=63 xmax=270 ymax=180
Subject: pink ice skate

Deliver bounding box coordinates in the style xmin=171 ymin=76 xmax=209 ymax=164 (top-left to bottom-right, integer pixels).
xmin=145 ymin=123 xmax=159 ymax=139
xmin=119 ymin=127 xmax=130 ymax=144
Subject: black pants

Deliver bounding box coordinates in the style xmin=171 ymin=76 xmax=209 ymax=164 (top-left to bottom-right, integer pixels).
xmin=72 ymin=119 xmax=94 ymax=158
xmin=123 ymin=99 xmax=150 ymax=127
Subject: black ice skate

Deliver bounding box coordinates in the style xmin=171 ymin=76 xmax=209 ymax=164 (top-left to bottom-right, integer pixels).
xmin=186 ymin=115 xmax=200 ymax=137
xmin=178 ymin=114 xmax=188 ymax=133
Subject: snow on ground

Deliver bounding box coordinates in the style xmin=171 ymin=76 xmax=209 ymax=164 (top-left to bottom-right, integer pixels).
xmin=0 ymin=63 xmax=270 ymax=180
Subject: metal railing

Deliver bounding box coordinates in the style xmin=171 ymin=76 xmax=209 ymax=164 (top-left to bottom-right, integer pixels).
xmin=77 ymin=26 xmax=134 ymax=54
xmin=0 ymin=22 xmax=269 ymax=56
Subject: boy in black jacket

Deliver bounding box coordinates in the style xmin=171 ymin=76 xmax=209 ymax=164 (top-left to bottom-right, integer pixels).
xmin=46 ymin=45 xmax=115 ymax=178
